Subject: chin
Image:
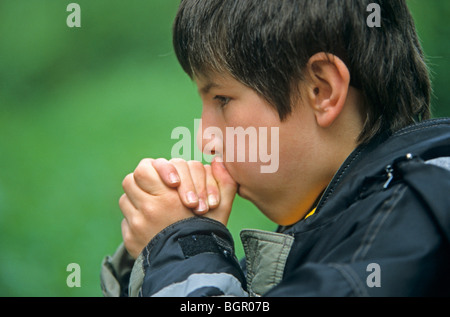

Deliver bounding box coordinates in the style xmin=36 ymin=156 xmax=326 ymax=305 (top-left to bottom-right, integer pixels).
xmin=236 ymin=184 xmax=250 ymax=200
xmin=235 ymin=179 xmax=262 ymax=201
xmin=236 ymin=186 xmax=270 ymax=217
xmin=235 ymin=186 xmax=301 ymax=226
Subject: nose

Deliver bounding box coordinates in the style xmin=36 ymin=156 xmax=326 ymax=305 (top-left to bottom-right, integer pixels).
xmin=197 ymin=113 xmax=223 ymax=157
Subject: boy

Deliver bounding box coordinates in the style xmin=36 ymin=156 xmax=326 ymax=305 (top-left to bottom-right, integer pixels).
xmin=101 ymin=0 xmax=450 ymax=296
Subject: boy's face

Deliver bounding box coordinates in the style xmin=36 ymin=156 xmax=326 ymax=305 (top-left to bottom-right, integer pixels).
xmin=195 ymin=73 xmax=335 ymax=225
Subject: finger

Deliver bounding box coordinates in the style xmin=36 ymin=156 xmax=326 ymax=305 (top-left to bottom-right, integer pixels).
xmin=187 ymin=160 xmax=209 ymax=214
xmin=211 ymin=157 xmax=238 ymax=197
xmin=204 ymin=164 xmax=220 ymax=209
xmin=133 ymin=158 xmax=167 ymax=195
xmin=170 ymin=158 xmax=200 ymax=209
xmin=151 ymin=158 xmax=180 ymax=188
xmin=120 ymin=196 xmax=149 ymax=259
xmin=118 ymin=193 xmax=138 ymax=219
xmin=210 ymin=156 xmax=238 ymax=223
xmin=119 ymin=190 xmax=148 ymax=235
xmin=121 ymin=173 xmax=149 ymax=210
xmin=121 ymin=218 xmax=140 ymax=259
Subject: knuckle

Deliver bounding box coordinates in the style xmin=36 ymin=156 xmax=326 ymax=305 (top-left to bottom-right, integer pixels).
xmin=129 ymin=215 xmax=143 ymax=233
xmin=169 ymin=157 xmax=186 ymax=165
xmin=124 ymin=211 xmax=146 ymax=235
xmin=154 ymin=159 xmax=176 ymax=176
xmin=187 ymin=160 xmax=203 ymax=168
xmin=188 ymin=160 xmax=206 ymax=176
xmin=140 ymin=202 xmax=154 ymax=217
xmin=118 ymin=194 xmax=127 ymax=208
xmin=122 ymin=173 xmax=134 ymax=190
xmin=134 ymin=160 xmax=153 ymax=182
xmin=138 ymin=158 xmax=153 ymax=166
xmin=154 ymin=157 xmax=169 ymax=165
xmin=152 ymin=158 xmax=169 ymax=171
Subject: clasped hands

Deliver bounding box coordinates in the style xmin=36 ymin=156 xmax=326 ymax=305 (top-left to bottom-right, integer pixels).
xmin=119 ymin=157 xmax=237 ymax=259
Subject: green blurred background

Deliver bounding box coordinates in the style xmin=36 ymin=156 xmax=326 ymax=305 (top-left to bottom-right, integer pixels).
xmin=0 ymin=0 xmax=448 ymax=296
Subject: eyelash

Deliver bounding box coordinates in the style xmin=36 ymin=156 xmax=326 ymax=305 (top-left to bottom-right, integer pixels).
xmin=213 ymin=95 xmax=231 ymax=108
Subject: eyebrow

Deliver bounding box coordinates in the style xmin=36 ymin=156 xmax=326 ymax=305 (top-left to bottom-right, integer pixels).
xmin=199 ymin=82 xmax=221 ymax=95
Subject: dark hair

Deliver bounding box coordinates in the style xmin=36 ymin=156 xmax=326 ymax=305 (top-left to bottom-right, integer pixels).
xmin=173 ymin=0 xmax=431 ymax=144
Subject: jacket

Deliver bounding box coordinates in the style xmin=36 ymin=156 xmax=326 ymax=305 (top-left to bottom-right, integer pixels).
xmin=101 ymin=118 xmax=450 ymax=297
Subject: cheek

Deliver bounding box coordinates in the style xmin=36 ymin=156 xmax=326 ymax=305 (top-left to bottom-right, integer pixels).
xmin=222 ymin=129 xmax=285 ymax=191
xmin=223 ymin=161 xmax=257 ymax=183
xmin=225 ymin=160 xmax=279 ymax=200
xmin=224 ymin=130 xmax=306 ymax=196
xmin=222 ymin=160 xmax=259 ymax=191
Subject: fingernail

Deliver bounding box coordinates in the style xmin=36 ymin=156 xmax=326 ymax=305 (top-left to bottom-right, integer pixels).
xmin=186 ymin=191 xmax=198 ymax=204
xmin=195 ymin=199 xmax=207 ymax=213
xmin=169 ymin=172 xmax=180 ymax=184
xmin=208 ymin=194 xmax=218 ymax=206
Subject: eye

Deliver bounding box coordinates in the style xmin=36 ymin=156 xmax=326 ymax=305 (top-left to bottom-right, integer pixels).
xmin=213 ymin=95 xmax=231 ymax=108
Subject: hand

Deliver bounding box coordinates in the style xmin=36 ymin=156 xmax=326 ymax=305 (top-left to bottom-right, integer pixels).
xmin=150 ymin=158 xmax=217 ymax=214
xmin=119 ymin=157 xmax=237 ymax=259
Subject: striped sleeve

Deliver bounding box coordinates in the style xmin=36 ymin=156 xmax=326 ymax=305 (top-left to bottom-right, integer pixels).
xmin=138 ymin=217 xmax=248 ymax=297
xmin=152 ymin=273 xmax=247 ymax=297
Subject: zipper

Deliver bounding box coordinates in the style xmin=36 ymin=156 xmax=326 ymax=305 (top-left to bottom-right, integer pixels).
xmin=383 ymin=165 xmax=394 ymax=189
xmin=383 ymin=153 xmax=414 ymax=190
xmin=314 ymin=148 xmax=415 ymax=216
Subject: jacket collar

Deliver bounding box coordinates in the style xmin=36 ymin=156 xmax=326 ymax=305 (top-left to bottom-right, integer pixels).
xmin=287 ymin=118 xmax=450 ymax=232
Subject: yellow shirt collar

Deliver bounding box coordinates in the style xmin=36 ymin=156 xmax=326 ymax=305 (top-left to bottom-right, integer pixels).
xmin=304 ymin=207 xmax=316 ymax=219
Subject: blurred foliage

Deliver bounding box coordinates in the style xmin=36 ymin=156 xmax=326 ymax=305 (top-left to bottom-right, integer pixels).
xmin=0 ymin=0 xmax=448 ymax=296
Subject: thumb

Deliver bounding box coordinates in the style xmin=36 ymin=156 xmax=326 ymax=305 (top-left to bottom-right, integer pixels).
xmin=211 ymin=157 xmax=238 ymax=196
xmin=210 ymin=157 xmax=238 ymax=225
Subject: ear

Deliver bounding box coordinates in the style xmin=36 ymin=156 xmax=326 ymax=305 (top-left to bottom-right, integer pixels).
xmin=305 ymin=53 xmax=350 ymax=128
